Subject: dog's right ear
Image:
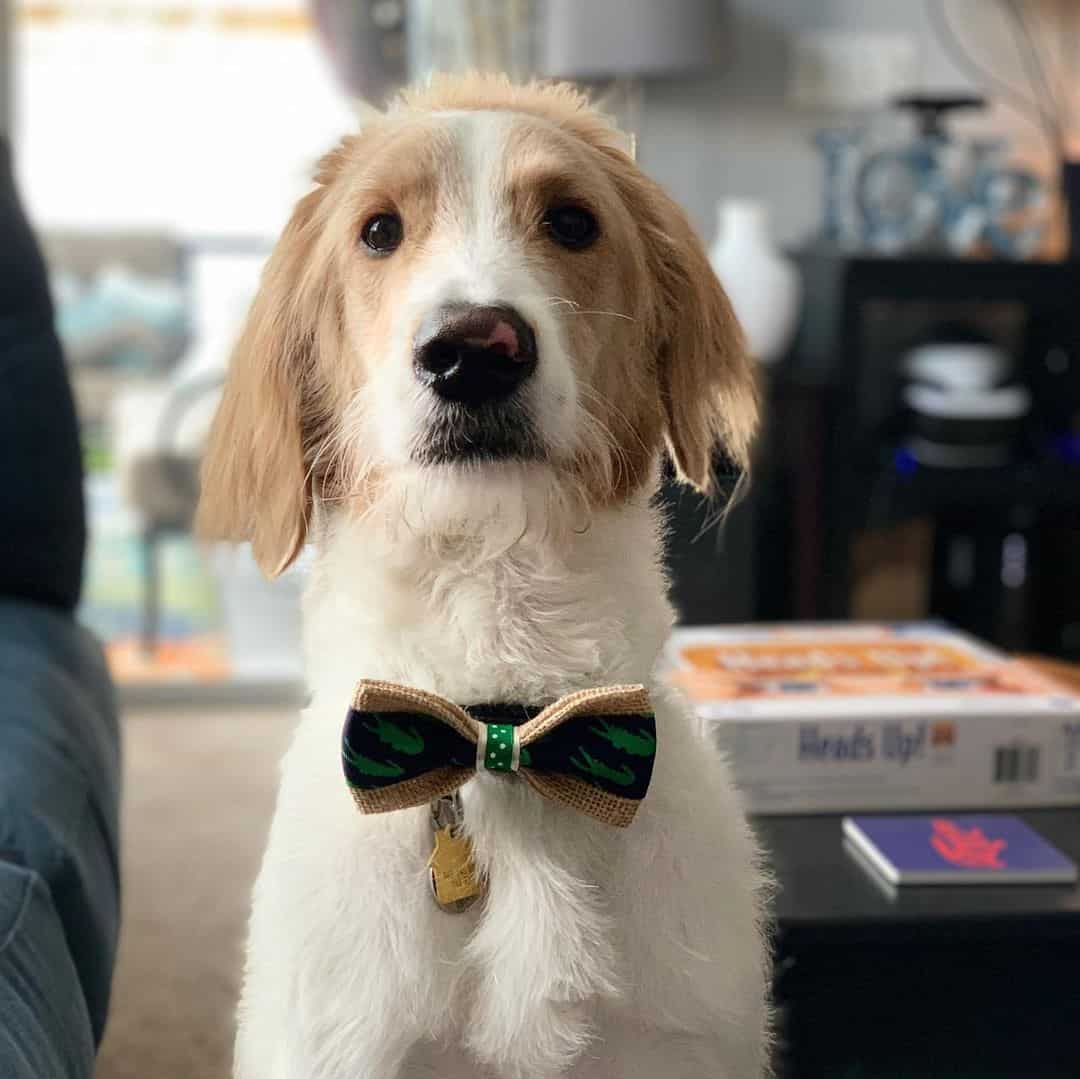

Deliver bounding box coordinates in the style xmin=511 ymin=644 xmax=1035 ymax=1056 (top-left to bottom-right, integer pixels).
xmin=196 ymin=145 xmax=349 ymax=578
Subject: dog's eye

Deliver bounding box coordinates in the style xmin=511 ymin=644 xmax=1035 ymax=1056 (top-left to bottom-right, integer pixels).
xmin=543 ymin=205 xmax=599 ymax=250
xmin=361 ymin=213 xmax=404 ymax=254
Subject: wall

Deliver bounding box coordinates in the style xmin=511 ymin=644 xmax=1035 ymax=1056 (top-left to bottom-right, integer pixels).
xmin=637 ymin=0 xmax=1044 ymax=248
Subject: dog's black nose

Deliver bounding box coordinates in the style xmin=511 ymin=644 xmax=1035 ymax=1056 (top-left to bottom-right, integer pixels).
xmin=414 ymin=304 xmax=537 ymax=406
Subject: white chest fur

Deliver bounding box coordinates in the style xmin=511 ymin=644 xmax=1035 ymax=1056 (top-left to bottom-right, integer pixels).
xmin=302 ymin=494 xmax=672 ymax=709
xmin=234 ymin=496 xmax=769 ymax=1079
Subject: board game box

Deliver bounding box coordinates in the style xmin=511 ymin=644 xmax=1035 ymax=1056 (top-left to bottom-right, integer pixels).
xmin=665 ymin=623 xmax=1080 ymax=815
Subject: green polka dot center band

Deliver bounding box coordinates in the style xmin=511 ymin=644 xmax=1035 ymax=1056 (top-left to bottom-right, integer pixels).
xmin=478 ymin=723 xmax=518 ymax=773
xmin=342 ymin=681 xmax=656 ymax=828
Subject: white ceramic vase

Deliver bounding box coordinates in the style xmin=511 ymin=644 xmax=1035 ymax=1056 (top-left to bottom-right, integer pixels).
xmin=708 ymin=199 xmax=801 ymax=365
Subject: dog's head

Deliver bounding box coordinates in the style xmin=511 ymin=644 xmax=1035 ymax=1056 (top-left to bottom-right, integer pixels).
xmin=197 ymin=75 xmax=757 ymax=576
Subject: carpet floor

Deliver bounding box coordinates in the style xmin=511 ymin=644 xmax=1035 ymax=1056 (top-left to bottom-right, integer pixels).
xmin=95 ymin=707 xmax=296 ymax=1079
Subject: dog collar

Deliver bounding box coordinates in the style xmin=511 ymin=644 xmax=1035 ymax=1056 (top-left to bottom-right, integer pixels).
xmin=461 ymin=702 xmax=545 ymax=726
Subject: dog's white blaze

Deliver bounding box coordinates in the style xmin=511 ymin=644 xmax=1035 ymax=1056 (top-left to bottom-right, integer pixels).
xmin=461 ymin=111 xmax=580 ymax=459
xmin=366 ymin=111 xmax=580 ymax=470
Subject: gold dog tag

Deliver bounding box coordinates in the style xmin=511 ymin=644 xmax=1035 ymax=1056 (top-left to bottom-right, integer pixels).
xmin=428 ymin=827 xmax=483 ymax=912
xmin=428 ymin=794 xmax=484 ymax=913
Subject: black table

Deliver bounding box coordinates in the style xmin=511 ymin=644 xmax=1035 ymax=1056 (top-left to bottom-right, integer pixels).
xmin=756 ymin=810 xmax=1080 ymax=1078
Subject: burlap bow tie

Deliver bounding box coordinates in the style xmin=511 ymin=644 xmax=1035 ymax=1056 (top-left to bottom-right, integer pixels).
xmin=342 ymin=681 xmax=656 ymax=827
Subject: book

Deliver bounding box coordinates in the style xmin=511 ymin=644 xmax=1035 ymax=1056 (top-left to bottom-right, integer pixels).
xmin=665 ymin=623 xmax=1080 ymax=814
xmin=842 ymin=814 xmax=1078 ymax=885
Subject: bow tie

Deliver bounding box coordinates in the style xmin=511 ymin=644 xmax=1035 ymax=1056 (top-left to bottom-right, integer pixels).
xmin=342 ymin=681 xmax=656 ymax=827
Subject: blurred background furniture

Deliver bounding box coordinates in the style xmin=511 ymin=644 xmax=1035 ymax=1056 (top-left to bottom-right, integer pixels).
xmin=764 ymin=805 xmax=1080 ymax=1078
xmin=762 ymin=653 xmax=1080 ymax=1079
xmin=750 ymin=253 xmax=1080 ymax=658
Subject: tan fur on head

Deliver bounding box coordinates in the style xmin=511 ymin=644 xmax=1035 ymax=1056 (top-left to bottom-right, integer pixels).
xmin=197 ymin=73 xmax=758 ymax=576
xmin=588 ymin=143 xmax=758 ymax=495
xmin=398 ymin=74 xmax=758 ymax=493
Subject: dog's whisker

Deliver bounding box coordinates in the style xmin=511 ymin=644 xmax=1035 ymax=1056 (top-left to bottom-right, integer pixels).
xmin=577 ymin=384 xmax=652 ymax=460
xmin=574 ymin=406 xmax=638 ymax=496
xmin=543 ymin=295 xmax=636 ymax=322
xmin=544 ymin=295 xmax=580 ymax=310
xmin=565 ymin=309 xmax=636 ymax=322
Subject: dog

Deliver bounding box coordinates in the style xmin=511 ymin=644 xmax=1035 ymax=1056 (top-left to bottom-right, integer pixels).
xmin=198 ymin=74 xmax=770 ymax=1079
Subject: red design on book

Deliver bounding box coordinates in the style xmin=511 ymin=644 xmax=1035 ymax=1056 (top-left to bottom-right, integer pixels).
xmin=930 ymin=818 xmax=1007 ymax=869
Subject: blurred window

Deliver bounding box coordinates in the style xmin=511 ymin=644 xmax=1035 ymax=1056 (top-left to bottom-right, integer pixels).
xmin=14 ymin=0 xmax=355 ymax=236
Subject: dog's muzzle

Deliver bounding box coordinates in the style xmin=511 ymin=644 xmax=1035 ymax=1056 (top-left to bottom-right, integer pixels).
xmin=412 ymin=303 xmax=542 ymax=463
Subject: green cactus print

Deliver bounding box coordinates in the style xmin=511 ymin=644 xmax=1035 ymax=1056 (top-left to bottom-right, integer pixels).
xmin=589 ymin=720 xmax=656 ymax=758
xmin=363 ymin=716 xmax=425 ymax=756
xmin=570 ymin=748 xmax=635 ymax=788
xmin=342 ymin=739 xmax=406 ymax=779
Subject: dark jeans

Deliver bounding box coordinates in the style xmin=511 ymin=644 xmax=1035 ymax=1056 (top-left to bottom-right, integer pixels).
xmin=0 ymin=136 xmax=85 ymax=611
xmin=0 ymin=137 xmax=120 ymax=1078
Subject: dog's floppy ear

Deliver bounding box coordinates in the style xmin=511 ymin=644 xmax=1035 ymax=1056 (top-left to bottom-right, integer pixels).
xmin=630 ymin=170 xmax=759 ymax=493
xmin=197 ymin=152 xmax=344 ymax=577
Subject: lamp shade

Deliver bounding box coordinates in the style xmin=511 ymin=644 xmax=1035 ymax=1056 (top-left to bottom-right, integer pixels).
xmin=310 ymin=0 xmax=408 ymax=102
xmin=541 ymin=0 xmax=724 ymax=80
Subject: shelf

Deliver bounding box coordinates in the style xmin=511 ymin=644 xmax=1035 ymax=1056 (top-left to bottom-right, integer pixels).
xmin=795 ymin=248 xmax=1080 ymax=304
xmin=858 ymin=456 xmax=1080 ymax=525
xmin=118 ymin=677 xmax=306 ymax=711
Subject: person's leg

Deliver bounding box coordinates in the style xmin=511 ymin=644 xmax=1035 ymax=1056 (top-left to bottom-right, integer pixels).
xmin=0 ymin=864 xmax=96 ymax=1079
xmin=0 ymin=135 xmax=85 ymax=611
xmin=0 ymin=599 xmax=121 ymax=1079
xmin=0 ymin=137 xmax=117 ymax=1076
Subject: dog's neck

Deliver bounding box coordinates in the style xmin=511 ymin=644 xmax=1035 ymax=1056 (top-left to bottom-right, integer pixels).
xmin=301 ymin=477 xmax=673 ymax=714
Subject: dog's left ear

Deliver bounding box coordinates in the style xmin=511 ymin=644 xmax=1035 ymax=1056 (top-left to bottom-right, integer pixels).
xmin=627 ymin=168 xmax=759 ymax=493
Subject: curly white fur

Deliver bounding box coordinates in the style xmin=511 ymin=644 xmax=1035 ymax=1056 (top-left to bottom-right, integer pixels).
xmin=235 ymin=473 xmax=770 ymax=1079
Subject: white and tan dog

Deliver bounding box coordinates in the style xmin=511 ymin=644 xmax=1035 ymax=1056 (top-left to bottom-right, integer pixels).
xmin=198 ymin=75 xmax=770 ymax=1079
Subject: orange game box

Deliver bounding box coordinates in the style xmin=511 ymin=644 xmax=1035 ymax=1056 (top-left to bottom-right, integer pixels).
xmin=665 ymin=623 xmax=1080 ymax=814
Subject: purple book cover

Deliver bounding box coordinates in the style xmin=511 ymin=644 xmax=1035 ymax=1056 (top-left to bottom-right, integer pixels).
xmin=843 ymin=814 xmax=1078 ymax=885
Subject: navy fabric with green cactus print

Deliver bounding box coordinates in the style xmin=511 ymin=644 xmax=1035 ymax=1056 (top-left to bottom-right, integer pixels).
xmin=342 ymin=706 xmax=656 ymax=802
xmin=342 ymin=712 xmax=475 ymax=789
xmin=524 ymin=713 xmax=655 ymax=800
